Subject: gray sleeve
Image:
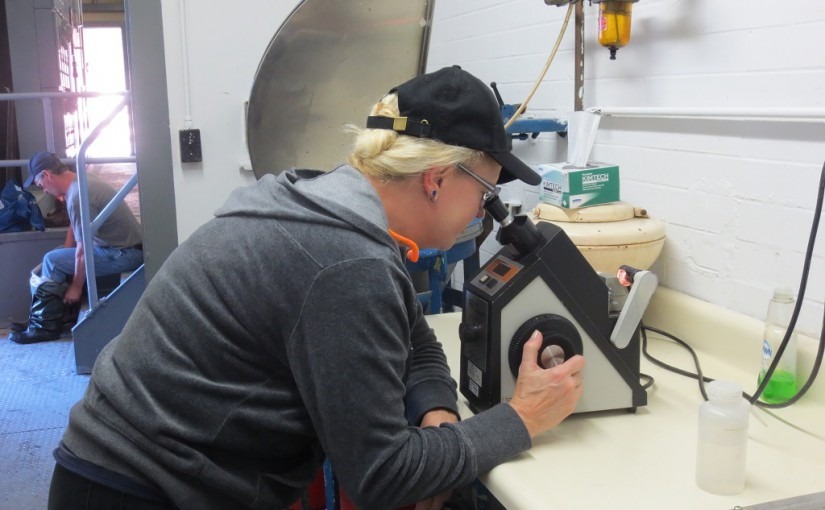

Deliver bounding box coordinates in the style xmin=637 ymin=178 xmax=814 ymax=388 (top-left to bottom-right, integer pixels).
xmin=287 ymin=259 xmax=531 ymax=509
xmin=403 ymin=310 xmax=460 ymax=426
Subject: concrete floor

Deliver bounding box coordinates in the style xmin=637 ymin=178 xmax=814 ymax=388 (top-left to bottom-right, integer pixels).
xmin=0 ymin=327 xmax=88 ymax=510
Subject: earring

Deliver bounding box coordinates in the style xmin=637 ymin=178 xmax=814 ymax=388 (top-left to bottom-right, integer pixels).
xmin=430 ymin=190 xmax=438 ymax=203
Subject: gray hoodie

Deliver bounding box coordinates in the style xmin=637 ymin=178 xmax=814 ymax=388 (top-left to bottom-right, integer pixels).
xmin=62 ymin=166 xmax=530 ymax=509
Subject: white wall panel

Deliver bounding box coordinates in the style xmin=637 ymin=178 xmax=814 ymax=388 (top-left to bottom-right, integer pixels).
xmin=159 ymin=0 xmax=301 ymax=240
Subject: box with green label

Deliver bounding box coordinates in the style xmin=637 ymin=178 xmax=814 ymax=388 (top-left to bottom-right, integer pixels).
xmin=537 ymin=162 xmax=620 ymax=209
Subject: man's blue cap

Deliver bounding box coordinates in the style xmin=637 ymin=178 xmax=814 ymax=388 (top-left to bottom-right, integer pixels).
xmin=25 ymin=152 xmax=63 ymax=188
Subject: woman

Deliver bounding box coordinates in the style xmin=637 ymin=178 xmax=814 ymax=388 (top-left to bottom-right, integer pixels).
xmin=48 ymin=66 xmax=584 ymax=510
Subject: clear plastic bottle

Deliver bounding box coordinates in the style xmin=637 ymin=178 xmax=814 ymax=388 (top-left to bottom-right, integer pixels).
xmin=757 ymin=287 xmax=798 ymax=403
xmin=696 ymin=380 xmax=751 ymax=495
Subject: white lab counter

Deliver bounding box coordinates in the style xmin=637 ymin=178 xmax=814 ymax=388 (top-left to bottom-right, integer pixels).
xmin=426 ymin=287 xmax=825 ymax=509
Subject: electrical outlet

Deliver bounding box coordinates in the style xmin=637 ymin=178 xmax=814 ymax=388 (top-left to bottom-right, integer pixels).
xmin=179 ymin=129 xmax=202 ymax=163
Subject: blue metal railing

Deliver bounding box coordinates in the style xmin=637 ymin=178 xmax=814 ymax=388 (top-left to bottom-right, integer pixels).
xmin=75 ymin=95 xmax=136 ymax=306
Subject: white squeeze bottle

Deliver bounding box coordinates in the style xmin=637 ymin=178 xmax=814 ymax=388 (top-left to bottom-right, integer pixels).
xmin=695 ymin=380 xmax=751 ymax=495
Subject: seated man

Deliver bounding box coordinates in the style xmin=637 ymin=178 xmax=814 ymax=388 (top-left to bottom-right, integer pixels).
xmin=10 ymin=152 xmax=144 ymax=344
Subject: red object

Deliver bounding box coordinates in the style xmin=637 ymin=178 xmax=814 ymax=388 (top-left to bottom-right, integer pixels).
xmin=287 ymin=468 xmax=326 ymax=510
xmin=287 ymin=467 xmax=416 ymax=510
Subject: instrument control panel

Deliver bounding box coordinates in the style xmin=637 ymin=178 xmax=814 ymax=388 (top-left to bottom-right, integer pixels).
xmin=471 ymin=256 xmax=524 ymax=297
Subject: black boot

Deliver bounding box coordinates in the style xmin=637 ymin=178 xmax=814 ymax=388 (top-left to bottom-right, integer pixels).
xmin=9 ymin=289 xmax=80 ymax=335
xmin=9 ymin=281 xmax=69 ymax=345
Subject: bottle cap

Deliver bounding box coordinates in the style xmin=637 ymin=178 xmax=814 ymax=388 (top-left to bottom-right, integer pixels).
xmin=707 ymin=380 xmax=742 ymax=402
xmin=773 ymin=287 xmax=795 ymax=303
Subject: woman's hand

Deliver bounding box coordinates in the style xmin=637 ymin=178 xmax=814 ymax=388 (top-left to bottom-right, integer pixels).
xmin=419 ymin=408 xmax=458 ymax=428
xmin=414 ymin=491 xmax=451 ymax=510
xmin=507 ymin=330 xmax=585 ymax=438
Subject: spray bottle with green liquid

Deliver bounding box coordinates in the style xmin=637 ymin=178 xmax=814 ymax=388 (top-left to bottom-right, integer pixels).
xmin=758 ymin=287 xmax=798 ymax=403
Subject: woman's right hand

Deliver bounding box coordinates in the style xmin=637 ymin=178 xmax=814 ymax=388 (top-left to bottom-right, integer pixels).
xmin=507 ymin=330 xmax=585 ymax=438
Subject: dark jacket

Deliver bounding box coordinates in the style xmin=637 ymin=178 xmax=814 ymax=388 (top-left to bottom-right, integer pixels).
xmin=62 ymin=166 xmax=530 ymax=509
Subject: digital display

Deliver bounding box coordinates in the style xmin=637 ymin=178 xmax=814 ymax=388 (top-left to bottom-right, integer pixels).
xmin=492 ymin=263 xmax=510 ymax=276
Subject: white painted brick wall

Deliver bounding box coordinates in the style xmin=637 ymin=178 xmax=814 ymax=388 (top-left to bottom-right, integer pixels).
xmin=161 ymin=0 xmax=823 ymax=338
xmin=433 ymin=0 xmax=825 ymax=337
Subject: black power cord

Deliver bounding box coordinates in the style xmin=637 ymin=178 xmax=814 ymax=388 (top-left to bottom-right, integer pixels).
xmin=641 ymin=323 xmax=710 ymax=401
xmin=640 ymin=159 xmax=824 ymax=408
xmin=641 ymin=321 xmax=824 ymax=409
xmin=639 ymin=373 xmax=654 ymax=391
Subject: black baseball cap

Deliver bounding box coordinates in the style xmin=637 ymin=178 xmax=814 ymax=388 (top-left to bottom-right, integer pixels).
xmin=25 ymin=151 xmax=63 ymax=188
xmin=366 ymin=65 xmax=541 ymax=186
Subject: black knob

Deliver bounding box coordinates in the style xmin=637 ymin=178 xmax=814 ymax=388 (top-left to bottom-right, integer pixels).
xmin=508 ymin=314 xmax=583 ymax=377
xmin=459 ymin=322 xmax=485 ymax=343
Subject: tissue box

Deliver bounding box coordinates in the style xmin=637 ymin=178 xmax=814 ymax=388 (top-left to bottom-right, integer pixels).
xmin=537 ymin=162 xmax=620 ymax=209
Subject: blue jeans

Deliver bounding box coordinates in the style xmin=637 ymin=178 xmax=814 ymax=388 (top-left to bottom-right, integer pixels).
xmin=41 ymin=245 xmax=144 ymax=284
